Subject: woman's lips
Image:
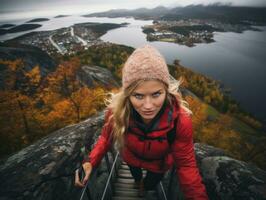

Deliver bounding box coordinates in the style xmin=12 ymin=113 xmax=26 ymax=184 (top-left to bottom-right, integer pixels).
xmin=142 ymin=111 xmax=154 ymax=115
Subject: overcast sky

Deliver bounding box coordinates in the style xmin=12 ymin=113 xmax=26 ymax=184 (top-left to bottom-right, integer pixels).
xmin=1 ymin=0 xmax=266 ymax=19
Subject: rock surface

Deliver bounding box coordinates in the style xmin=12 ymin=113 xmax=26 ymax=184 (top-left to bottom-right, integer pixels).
xmin=0 ymin=112 xmax=104 ymax=200
xmin=77 ymin=65 xmax=119 ymax=88
xmin=197 ymin=143 xmax=266 ymax=200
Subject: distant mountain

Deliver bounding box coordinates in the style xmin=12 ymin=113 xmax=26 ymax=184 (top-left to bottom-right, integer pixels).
xmin=84 ymin=6 xmax=169 ymax=19
xmin=165 ymin=5 xmax=266 ymax=23
xmin=87 ymin=5 xmax=266 ymax=24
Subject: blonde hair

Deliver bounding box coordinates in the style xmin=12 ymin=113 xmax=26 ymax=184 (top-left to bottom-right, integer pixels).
xmin=105 ymin=76 xmax=192 ymax=150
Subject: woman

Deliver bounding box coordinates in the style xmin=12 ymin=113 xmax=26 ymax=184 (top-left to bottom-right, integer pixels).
xmin=75 ymin=45 xmax=209 ymax=199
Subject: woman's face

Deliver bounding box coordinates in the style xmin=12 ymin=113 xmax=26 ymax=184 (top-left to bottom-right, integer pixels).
xmin=129 ymin=80 xmax=167 ymax=124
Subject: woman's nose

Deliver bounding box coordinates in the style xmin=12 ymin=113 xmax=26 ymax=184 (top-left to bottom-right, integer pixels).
xmin=143 ymin=97 xmax=153 ymax=109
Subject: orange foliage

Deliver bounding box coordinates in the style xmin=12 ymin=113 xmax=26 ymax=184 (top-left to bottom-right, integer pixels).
xmin=180 ymin=76 xmax=189 ymax=88
xmin=0 ymin=59 xmax=24 ymax=72
xmin=25 ymin=65 xmax=41 ymax=87
xmin=0 ymin=59 xmax=25 ymax=90
xmin=185 ymin=96 xmax=207 ymax=129
xmin=0 ymin=56 xmax=112 ymax=157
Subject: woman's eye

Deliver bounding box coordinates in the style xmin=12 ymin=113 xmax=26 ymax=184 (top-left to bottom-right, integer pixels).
xmin=134 ymin=94 xmax=143 ymax=99
xmin=152 ymin=92 xmax=161 ymax=97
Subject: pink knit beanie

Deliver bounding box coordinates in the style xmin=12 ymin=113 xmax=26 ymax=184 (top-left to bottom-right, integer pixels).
xmin=122 ymin=45 xmax=170 ymax=89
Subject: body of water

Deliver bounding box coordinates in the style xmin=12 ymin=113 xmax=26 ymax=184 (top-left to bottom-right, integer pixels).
xmin=1 ymin=15 xmax=266 ymax=123
xmin=102 ymin=24 xmax=266 ymax=123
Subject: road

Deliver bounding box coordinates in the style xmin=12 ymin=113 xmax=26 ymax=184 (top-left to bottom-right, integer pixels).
xmin=48 ymin=35 xmax=64 ymax=54
xmin=70 ymin=27 xmax=88 ymax=46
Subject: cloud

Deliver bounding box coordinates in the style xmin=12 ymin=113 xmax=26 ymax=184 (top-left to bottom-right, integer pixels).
xmin=0 ymin=0 xmax=265 ymax=14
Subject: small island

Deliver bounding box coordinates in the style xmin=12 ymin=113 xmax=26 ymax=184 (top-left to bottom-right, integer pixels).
xmin=26 ymin=18 xmax=50 ymax=23
xmin=0 ymin=24 xmax=42 ymax=35
xmin=54 ymin=15 xmax=70 ymax=18
xmin=0 ymin=24 xmax=16 ymax=29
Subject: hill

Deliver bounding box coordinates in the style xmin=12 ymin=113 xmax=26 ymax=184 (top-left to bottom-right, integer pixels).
xmin=0 ymin=43 xmax=133 ymax=158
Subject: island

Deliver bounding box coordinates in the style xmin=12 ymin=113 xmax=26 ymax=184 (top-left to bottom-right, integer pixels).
xmin=26 ymin=18 xmax=50 ymax=23
xmin=0 ymin=24 xmax=16 ymax=29
xmin=54 ymin=15 xmax=70 ymax=18
xmin=0 ymin=24 xmax=42 ymax=36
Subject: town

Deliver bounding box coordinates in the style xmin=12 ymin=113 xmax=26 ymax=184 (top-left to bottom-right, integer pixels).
xmin=142 ymin=19 xmax=258 ymax=46
xmin=9 ymin=22 xmax=126 ymax=56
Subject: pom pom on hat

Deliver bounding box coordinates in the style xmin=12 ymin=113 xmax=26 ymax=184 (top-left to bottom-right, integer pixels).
xmin=122 ymin=45 xmax=170 ymax=89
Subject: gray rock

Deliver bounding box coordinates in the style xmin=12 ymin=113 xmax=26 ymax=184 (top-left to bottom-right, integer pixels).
xmin=194 ymin=143 xmax=227 ymax=163
xmin=77 ymin=65 xmax=119 ymax=88
xmin=201 ymin=156 xmax=266 ymax=200
xmin=0 ymin=112 xmax=104 ymax=200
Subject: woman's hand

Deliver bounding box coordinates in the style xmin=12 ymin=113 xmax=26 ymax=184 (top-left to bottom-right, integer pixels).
xmin=75 ymin=162 xmax=92 ymax=187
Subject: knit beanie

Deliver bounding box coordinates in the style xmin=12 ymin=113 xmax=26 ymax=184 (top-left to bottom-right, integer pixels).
xmin=122 ymin=45 xmax=170 ymax=89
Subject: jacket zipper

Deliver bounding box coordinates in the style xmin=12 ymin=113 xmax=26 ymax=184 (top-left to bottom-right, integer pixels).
xmin=148 ymin=142 xmax=151 ymax=150
xmin=141 ymin=129 xmax=148 ymax=163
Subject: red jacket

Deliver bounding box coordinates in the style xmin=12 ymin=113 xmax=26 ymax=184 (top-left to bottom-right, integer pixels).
xmin=86 ymin=97 xmax=209 ymax=200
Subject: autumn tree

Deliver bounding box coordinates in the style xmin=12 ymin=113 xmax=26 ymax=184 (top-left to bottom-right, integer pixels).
xmin=185 ymin=95 xmax=207 ymax=141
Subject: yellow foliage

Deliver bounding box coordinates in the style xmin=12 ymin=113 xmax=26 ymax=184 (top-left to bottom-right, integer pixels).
xmin=0 ymin=59 xmax=25 ymax=89
xmin=180 ymin=76 xmax=189 ymax=88
xmin=46 ymin=99 xmax=75 ymax=126
xmin=185 ymin=96 xmax=207 ymax=129
xmin=53 ymin=100 xmax=72 ymax=117
xmin=0 ymin=59 xmax=24 ymax=72
xmin=236 ymin=113 xmax=262 ymax=129
xmin=25 ymin=65 xmax=41 ymax=86
xmin=217 ymin=114 xmax=233 ymax=127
